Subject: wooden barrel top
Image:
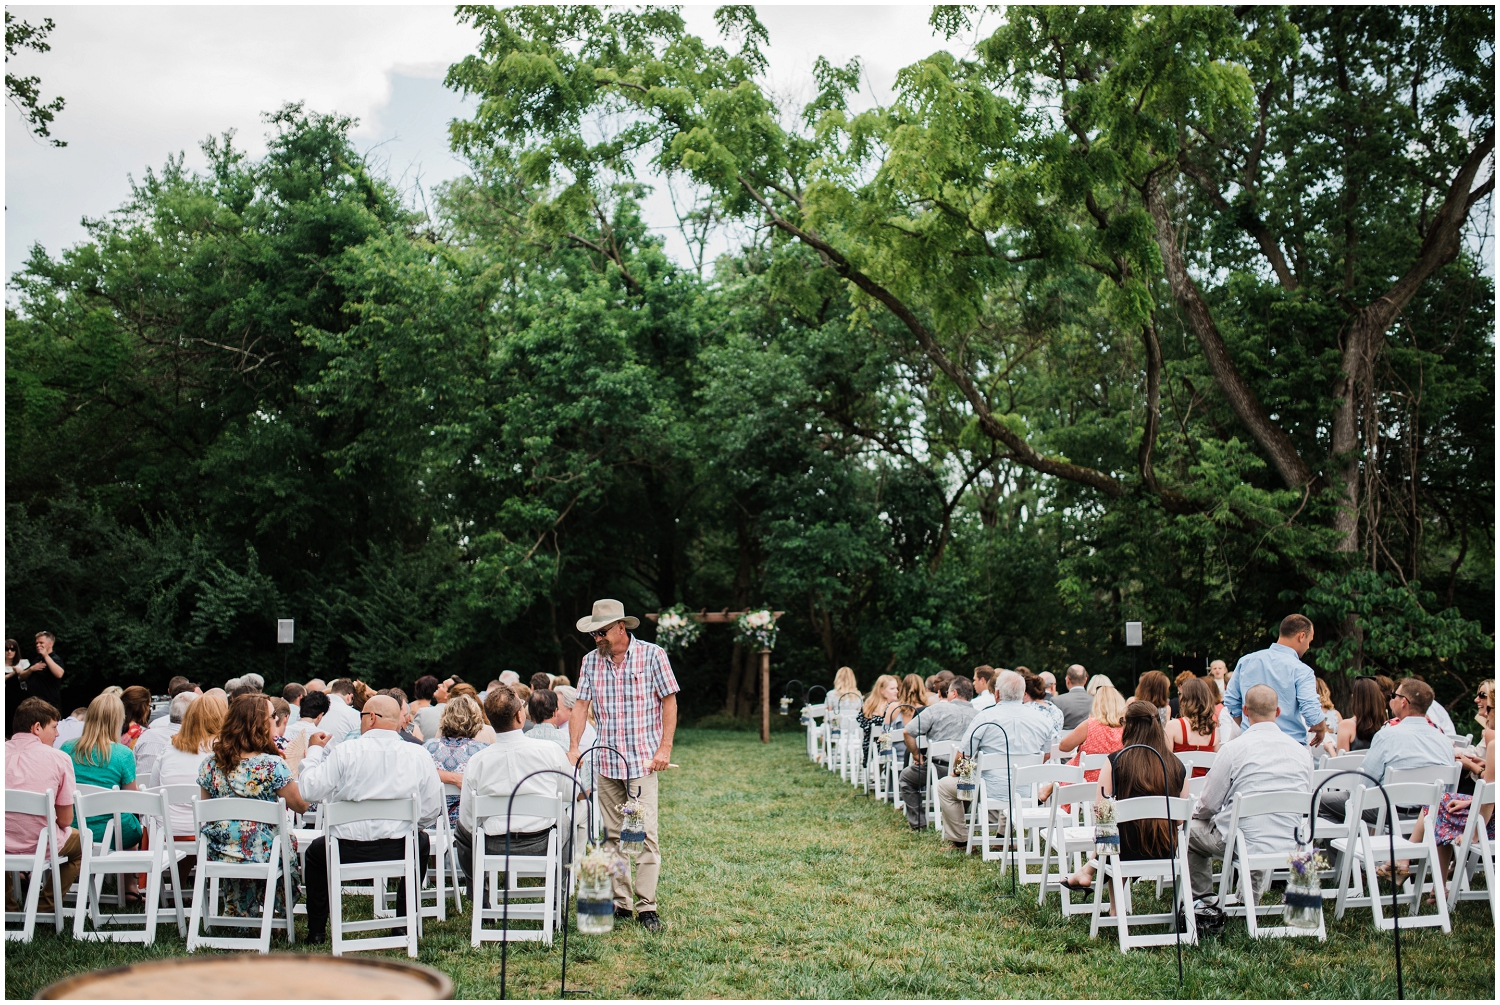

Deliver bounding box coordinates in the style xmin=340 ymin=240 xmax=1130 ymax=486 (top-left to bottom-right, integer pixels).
xmin=37 ymin=955 xmax=454 ymax=1000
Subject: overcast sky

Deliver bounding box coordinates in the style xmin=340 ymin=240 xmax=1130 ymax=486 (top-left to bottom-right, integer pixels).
xmin=5 ymin=4 xmax=968 ymax=284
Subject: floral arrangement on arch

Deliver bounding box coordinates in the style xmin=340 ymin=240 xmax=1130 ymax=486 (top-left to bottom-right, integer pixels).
xmin=735 ymin=608 xmax=779 ymax=651
xmin=654 ymin=604 xmax=703 ymax=653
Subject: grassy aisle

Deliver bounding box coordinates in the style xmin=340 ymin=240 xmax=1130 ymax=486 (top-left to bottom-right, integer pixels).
xmin=6 ymin=729 xmax=1495 ymax=998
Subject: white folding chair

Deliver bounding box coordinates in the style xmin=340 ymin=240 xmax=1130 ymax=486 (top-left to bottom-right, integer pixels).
xmin=324 ymin=796 xmax=423 ymax=957
xmin=1012 ymin=764 xmax=1084 ymax=884
xmin=5 ymin=789 xmax=65 ymax=940
xmin=1215 ymin=789 xmax=1324 ymax=940
xmin=1089 ymin=795 xmax=1197 ymax=952
xmin=1446 ymin=779 xmax=1495 ymax=917
xmin=924 ymin=741 xmax=957 ymax=830
xmin=1037 ymin=781 xmax=1099 ymax=916
xmin=186 ymin=796 xmax=295 ymax=953
xmin=802 ymin=704 xmax=825 ymax=762
xmin=968 ymin=752 xmax=1045 ymax=860
xmin=1174 ymin=751 xmax=1216 ymax=774
xmin=289 ymin=802 xmax=323 ymax=916
xmin=420 ymin=787 xmax=464 ymax=921
xmin=469 ymin=789 xmax=564 ymax=947
xmin=1330 ymin=782 xmax=1450 ymax=933
xmin=1386 ymin=764 xmax=1461 ymax=838
xmin=72 ymin=783 xmax=124 ymax=911
xmin=146 ymin=783 xmax=198 ymax=910
xmin=71 ymin=788 xmax=185 ymax=942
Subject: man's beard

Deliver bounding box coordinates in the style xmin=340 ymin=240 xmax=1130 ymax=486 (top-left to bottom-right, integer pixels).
xmin=595 ymin=636 xmax=611 ymax=654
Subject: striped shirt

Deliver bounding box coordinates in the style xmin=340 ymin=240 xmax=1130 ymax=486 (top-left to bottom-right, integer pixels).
xmin=577 ymin=636 xmax=680 ymax=779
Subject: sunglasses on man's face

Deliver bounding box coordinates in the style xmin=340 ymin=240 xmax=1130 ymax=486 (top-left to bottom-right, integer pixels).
xmin=590 ymin=627 xmax=614 ymax=638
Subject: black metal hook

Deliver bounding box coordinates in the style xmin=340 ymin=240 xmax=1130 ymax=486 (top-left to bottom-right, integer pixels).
xmin=495 ymin=767 xmax=589 ymax=1001
xmin=804 ymin=685 xmax=827 ymax=705
xmin=573 ymin=743 xmax=632 ymax=841
xmin=1299 ymin=768 xmax=1403 ymax=1000
xmin=1113 ymin=742 xmax=1183 ymax=987
xmin=966 ymin=720 xmax=1016 ymax=894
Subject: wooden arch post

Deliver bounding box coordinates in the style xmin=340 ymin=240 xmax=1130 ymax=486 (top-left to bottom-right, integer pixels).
xmin=646 ymin=609 xmax=785 ymax=743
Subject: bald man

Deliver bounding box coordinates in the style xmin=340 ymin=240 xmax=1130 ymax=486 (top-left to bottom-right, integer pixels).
xmin=297 ymin=693 xmax=444 ymax=944
xmin=304 ymin=678 xmax=328 ymax=693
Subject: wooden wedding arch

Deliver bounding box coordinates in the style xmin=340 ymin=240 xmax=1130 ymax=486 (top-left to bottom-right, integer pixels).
xmin=646 ymin=609 xmax=784 ymax=743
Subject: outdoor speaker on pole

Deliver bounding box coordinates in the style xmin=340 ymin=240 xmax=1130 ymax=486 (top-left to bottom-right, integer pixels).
xmin=277 ymin=619 xmax=295 ymax=645
xmin=1124 ymin=621 xmax=1142 ymax=647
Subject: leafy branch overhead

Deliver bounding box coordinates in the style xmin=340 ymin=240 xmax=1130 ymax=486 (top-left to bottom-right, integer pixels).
xmin=5 ymin=12 xmax=65 ymax=146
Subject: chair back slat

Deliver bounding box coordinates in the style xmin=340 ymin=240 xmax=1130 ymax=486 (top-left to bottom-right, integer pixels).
xmin=1110 ymin=795 xmax=1194 ymax=824
xmin=1231 ymin=789 xmax=1313 ymax=819
xmin=1386 ymin=764 xmax=1461 ymax=788
xmin=472 ymin=792 xmax=562 ymax=823
xmin=1079 ymin=753 xmax=1109 ymax=770
xmin=1357 ymin=781 xmax=1442 ymax=814
xmin=1050 ymin=781 xmax=1098 ymax=806
xmin=1319 ymin=753 xmax=1366 ymax=771
xmin=324 ymin=796 xmax=419 ymax=827
xmin=75 ymin=789 xmax=166 ymax=819
xmin=1015 ymin=764 xmax=1084 ymax=787
xmin=5 ymin=788 xmax=53 ymax=816
xmin=194 ymin=796 xmax=284 ymax=827
xmin=977 ymin=751 xmax=1044 ymax=771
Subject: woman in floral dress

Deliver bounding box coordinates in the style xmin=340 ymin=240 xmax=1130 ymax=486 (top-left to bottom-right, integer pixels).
xmin=424 ymin=695 xmax=489 ymax=826
xmin=197 ymin=693 xmax=310 ymax=919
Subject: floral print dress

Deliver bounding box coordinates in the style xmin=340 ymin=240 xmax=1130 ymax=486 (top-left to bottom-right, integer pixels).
xmin=196 ymin=753 xmax=300 ymax=918
xmin=425 ymin=736 xmax=487 ymax=826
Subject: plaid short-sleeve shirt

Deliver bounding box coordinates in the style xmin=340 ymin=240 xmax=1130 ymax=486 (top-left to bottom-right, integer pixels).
xmin=577 ymin=636 xmax=680 ymax=779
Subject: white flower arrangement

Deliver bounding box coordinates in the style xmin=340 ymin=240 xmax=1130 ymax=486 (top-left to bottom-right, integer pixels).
xmin=734 ymin=608 xmax=779 ymax=650
xmin=577 ymin=844 xmax=627 ymax=885
xmin=654 ymin=604 xmax=702 ymax=652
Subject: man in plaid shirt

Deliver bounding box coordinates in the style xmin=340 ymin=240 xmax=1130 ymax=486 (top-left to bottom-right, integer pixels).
xmin=568 ymin=599 xmax=679 ymax=933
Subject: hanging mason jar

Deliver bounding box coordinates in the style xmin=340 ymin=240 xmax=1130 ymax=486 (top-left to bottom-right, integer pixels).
xmin=799 ymin=707 xmax=811 ymax=726
xmin=1283 ymin=845 xmax=1326 ymax=929
xmin=1092 ymin=798 xmax=1118 ymax=857
xmin=957 ymin=779 xmax=976 ymax=801
xmin=779 ymin=696 xmax=792 ymax=716
xmin=576 ymin=875 xmax=615 ymax=934
xmin=618 ymin=798 xmax=646 ymax=857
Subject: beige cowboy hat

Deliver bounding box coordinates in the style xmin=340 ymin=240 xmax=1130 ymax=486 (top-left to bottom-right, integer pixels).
xmin=576 ymin=599 xmax=640 ymax=633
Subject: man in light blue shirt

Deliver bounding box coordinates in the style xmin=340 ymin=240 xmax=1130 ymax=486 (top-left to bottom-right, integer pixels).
xmin=936 ymin=670 xmax=1058 ymax=848
xmin=1318 ymin=677 xmax=1454 ymax=824
xmin=1223 ymin=614 xmax=1326 ymax=746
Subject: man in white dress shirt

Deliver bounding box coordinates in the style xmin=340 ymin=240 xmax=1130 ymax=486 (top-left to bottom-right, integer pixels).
xmin=456 ymin=687 xmax=573 ymax=896
xmin=318 ymin=678 xmax=362 ymax=749
xmin=297 ymin=695 xmax=444 ymax=944
xmin=1188 ymin=684 xmax=1314 ymax=906
xmin=132 ymin=691 xmax=193 ymax=783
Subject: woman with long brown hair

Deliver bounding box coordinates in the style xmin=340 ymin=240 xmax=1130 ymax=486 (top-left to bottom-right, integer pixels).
xmin=1060 ymin=700 xmax=1190 ymax=891
xmin=1167 ymin=677 xmax=1219 ymax=774
xmin=1134 ymin=671 xmax=1171 ymax=726
xmin=1337 ymin=677 xmax=1387 ymax=752
xmin=888 ymin=673 xmax=931 ymax=729
xmin=196 ymin=694 xmax=309 ymax=918
xmin=120 ymin=685 xmax=153 ymax=749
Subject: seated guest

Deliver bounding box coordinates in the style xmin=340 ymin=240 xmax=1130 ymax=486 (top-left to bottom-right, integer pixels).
xmin=1320 ymin=677 xmax=1453 ymax=823
xmin=319 ymin=679 xmax=363 ymax=749
xmin=197 ymin=693 xmax=309 ymax=918
xmin=1039 ymin=684 xmax=1126 ymax=802
xmin=552 ymin=674 xmax=571 ymax=688
xmin=61 ymin=692 xmax=144 ymax=900
xmin=498 ymin=670 xmax=521 ymax=687
xmin=134 ymin=691 xmax=195 ymax=783
xmin=153 ymin=692 xmax=226 ymax=841
xmin=511 ymin=683 xmax=533 ymax=729
xmin=1432 ymin=702 xmax=1494 ymax=883
xmin=1022 ymin=670 xmax=1064 ymax=737
xmin=899 ymin=677 xmax=976 ymax=829
xmin=530 ymin=672 xmax=554 ymax=692
xmin=304 ymin=678 xmax=327 ymax=693
xmin=1167 ymin=677 xmax=1220 ymax=772
xmin=1314 ymin=678 xmax=1341 ymax=753
xmin=377 ymin=688 xmax=423 ymax=745
xmin=1053 ymin=665 xmax=1092 ymax=731
xmin=1187 ymin=684 xmax=1313 ymax=907
xmin=268 ymin=697 xmax=292 ymax=751
xmin=527 ymin=689 xmax=571 ymax=751
xmin=554 ymin=685 xmax=597 ymax=794
xmin=857 ymin=675 xmax=899 ymax=766
xmin=887 ymin=673 xmax=931 ymax=731
xmin=1403 ymin=674 xmax=1456 ymax=735
xmin=1086 ymin=673 xmax=1114 ymax=696
xmin=1207 ymin=659 xmax=1230 ymax=698
xmin=282 ymin=683 xmax=305 ymax=728
xmin=297 ymin=695 xmax=444 ymax=944
xmin=1060 ymin=700 xmax=1190 ymax=892
xmin=53 ymin=707 xmax=87 ymax=749
xmin=411 ymin=675 xmax=444 ymax=740
xmin=970 ymin=666 xmax=997 ymax=711
xmin=1134 ymin=670 xmax=1172 ymax=727
xmin=1336 ymin=677 xmax=1387 ymax=752
xmin=120 ymin=686 xmax=153 ymax=749
xmin=1039 ymin=671 xmax=1059 ymax=699
xmin=829 ymin=666 xmax=863 ymax=715
xmin=4 ymin=699 xmax=82 ymax=916
xmin=936 ymin=670 xmax=1059 ymax=850
xmin=424 ymin=695 xmax=489 ymax=826
xmin=281 ymin=690 xmax=330 ymax=773
xmin=456 ymin=686 xmax=573 ymax=896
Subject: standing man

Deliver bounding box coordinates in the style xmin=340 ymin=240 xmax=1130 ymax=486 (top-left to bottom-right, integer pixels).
xmin=567 ymin=599 xmax=679 ymax=933
xmin=14 ymin=632 xmax=65 ymax=718
xmin=1053 ymin=665 xmax=1093 ymax=732
xmin=1223 ymin=615 xmax=1326 ymax=747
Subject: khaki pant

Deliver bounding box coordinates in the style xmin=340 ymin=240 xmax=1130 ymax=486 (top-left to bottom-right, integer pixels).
xmin=4 ymin=828 xmax=83 ymax=914
xmin=936 ymin=775 xmax=1008 ymax=847
xmin=597 ymin=773 xmax=660 ymax=913
xmin=1188 ymin=819 xmax=1268 ymax=903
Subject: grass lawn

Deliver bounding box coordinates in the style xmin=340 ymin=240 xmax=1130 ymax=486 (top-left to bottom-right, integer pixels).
xmin=6 ymin=728 xmax=1495 ymax=998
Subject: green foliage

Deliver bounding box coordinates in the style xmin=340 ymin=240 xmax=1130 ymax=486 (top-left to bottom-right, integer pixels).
xmin=1304 ymin=570 xmax=1492 ymax=676
xmin=5 ymin=11 xmax=66 ymax=145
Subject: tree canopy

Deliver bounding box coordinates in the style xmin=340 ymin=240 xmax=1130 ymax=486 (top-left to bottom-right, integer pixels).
xmin=6 ymin=6 xmax=1493 ymax=715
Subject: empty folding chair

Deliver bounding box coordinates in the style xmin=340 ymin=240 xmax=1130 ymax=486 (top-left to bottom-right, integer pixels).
xmin=1089 ymin=795 xmax=1197 ymax=952
xmin=148 ymin=783 xmax=199 ymax=910
xmin=469 ymin=788 xmax=564 ymax=947
xmin=968 ymin=752 xmax=1045 ymax=860
xmin=1037 ymin=781 xmax=1099 ymax=917
xmin=420 ymin=787 xmax=464 ymax=922
xmin=1446 ymin=779 xmax=1495 ymax=918
xmin=1011 ymin=764 xmax=1084 ymax=885
xmin=72 ymin=787 xmax=185 ymax=942
xmin=1330 ymin=781 xmax=1450 ymax=933
xmin=5 ymin=789 xmax=65 ymax=941
xmin=1214 ymin=789 xmax=1323 ymax=940
xmin=186 ymin=796 xmax=296 ymax=953
xmin=324 ymin=796 xmax=423 ymax=957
